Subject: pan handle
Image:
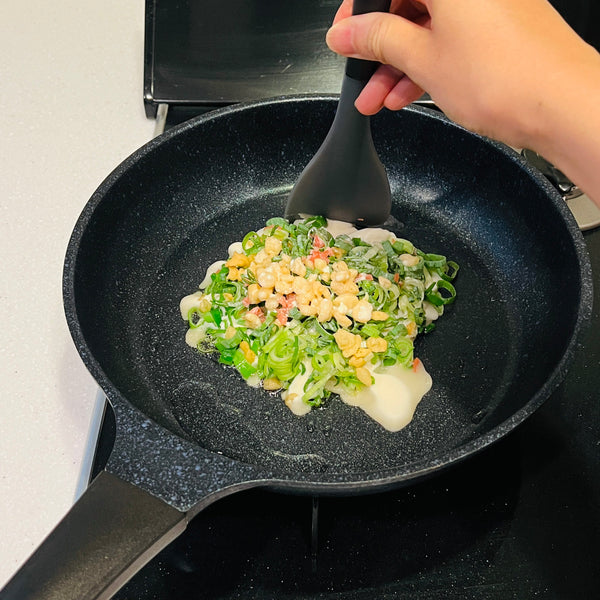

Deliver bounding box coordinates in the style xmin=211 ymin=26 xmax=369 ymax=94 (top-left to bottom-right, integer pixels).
xmin=0 ymin=470 xmax=187 ymax=600
xmin=345 ymin=0 xmax=392 ymax=82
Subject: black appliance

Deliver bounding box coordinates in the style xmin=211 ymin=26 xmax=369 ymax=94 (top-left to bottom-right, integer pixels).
xmin=90 ymin=1 xmax=600 ymax=597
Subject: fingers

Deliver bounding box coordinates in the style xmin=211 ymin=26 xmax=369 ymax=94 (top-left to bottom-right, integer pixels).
xmin=354 ymin=65 xmax=424 ymax=115
xmin=383 ymin=77 xmax=425 ymax=110
xmin=327 ymin=2 xmax=431 ymax=115
xmin=332 ymin=0 xmax=354 ymax=25
xmin=354 ymin=65 xmax=399 ymax=115
xmin=393 ymin=0 xmax=430 ymax=22
xmin=326 ymin=12 xmax=429 ymax=73
xmin=332 ymin=0 xmax=429 ymax=28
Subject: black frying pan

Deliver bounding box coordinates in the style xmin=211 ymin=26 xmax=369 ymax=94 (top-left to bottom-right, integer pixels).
xmin=1 ymin=97 xmax=592 ymax=600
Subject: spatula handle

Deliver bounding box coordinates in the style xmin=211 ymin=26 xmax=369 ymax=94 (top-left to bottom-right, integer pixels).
xmin=346 ymin=0 xmax=392 ymax=82
xmin=353 ymin=0 xmax=391 ymax=16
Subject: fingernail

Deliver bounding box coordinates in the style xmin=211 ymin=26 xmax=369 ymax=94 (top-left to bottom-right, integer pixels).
xmin=326 ymin=22 xmax=355 ymax=56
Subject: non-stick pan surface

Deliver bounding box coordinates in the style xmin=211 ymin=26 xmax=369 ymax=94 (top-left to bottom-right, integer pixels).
xmin=2 ymin=96 xmax=591 ymax=600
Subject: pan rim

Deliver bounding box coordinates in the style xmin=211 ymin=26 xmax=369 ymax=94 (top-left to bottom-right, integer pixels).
xmin=62 ymin=95 xmax=594 ymax=492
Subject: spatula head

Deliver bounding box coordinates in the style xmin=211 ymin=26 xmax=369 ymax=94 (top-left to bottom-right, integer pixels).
xmin=285 ymin=127 xmax=392 ymax=226
xmin=285 ymin=76 xmax=391 ymax=226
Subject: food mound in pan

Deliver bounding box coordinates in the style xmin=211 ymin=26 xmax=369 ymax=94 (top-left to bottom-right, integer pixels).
xmin=180 ymin=216 xmax=458 ymax=431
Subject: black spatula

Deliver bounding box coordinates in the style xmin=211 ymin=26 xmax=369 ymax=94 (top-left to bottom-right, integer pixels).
xmin=285 ymin=0 xmax=392 ymax=226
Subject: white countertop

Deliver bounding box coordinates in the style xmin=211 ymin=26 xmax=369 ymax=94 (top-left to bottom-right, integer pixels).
xmin=0 ymin=1 xmax=155 ymax=587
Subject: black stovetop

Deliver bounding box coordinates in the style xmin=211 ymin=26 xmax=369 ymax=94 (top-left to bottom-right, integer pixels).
xmin=90 ymin=2 xmax=600 ymax=597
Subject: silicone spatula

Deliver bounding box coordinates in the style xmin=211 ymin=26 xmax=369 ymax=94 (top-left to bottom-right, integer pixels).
xmin=285 ymin=0 xmax=392 ymax=226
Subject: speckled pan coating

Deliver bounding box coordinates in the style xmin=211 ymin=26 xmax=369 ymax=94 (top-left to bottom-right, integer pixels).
xmin=63 ymin=96 xmax=592 ymax=512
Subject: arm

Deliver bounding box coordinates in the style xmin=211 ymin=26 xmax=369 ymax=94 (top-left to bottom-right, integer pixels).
xmin=326 ymin=0 xmax=600 ymax=207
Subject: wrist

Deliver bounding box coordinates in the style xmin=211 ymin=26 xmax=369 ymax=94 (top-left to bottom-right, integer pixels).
xmin=527 ymin=43 xmax=600 ymax=204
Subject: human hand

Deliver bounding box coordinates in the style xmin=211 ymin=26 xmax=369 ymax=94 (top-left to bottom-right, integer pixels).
xmin=326 ymin=0 xmax=597 ymax=150
xmin=329 ymin=0 xmax=430 ymax=115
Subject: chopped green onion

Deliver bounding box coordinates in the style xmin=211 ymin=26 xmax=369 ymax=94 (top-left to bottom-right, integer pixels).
xmin=420 ymin=252 xmax=446 ymax=269
xmin=187 ymin=307 xmax=203 ymax=328
xmin=442 ymin=260 xmax=460 ymax=281
xmin=426 ymin=280 xmax=457 ymax=306
xmin=242 ymin=231 xmax=263 ymax=254
xmin=392 ymin=239 xmax=415 ymax=254
xmin=233 ymin=349 xmax=257 ymax=380
xmin=182 ymin=216 xmax=458 ymax=409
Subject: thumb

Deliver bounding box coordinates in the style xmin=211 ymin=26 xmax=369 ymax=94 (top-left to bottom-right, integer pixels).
xmin=326 ymin=12 xmax=429 ymax=73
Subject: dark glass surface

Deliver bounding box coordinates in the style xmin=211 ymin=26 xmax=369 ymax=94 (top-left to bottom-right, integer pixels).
xmin=144 ymin=0 xmax=600 ymax=117
xmin=144 ymin=0 xmax=345 ymax=116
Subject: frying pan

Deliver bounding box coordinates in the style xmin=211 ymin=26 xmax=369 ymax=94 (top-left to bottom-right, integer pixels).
xmin=1 ymin=97 xmax=592 ymax=600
